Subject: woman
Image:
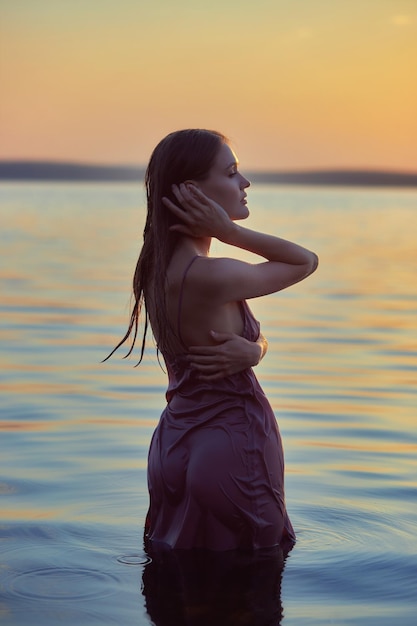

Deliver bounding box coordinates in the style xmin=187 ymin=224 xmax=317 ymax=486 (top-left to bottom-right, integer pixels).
xmin=108 ymin=129 xmax=318 ymax=551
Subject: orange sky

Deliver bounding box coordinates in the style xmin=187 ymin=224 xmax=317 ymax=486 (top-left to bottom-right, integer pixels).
xmin=0 ymin=0 xmax=416 ymax=170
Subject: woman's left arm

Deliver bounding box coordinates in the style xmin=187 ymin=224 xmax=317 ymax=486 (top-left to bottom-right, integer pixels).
xmin=187 ymin=331 xmax=268 ymax=381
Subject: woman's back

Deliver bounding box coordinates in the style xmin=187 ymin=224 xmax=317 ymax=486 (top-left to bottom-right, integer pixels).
xmin=158 ymin=249 xmax=247 ymax=354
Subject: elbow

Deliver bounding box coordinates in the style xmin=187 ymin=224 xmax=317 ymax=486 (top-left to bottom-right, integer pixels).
xmin=303 ymin=252 xmax=319 ymax=279
xmin=311 ymin=252 xmax=319 ymax=274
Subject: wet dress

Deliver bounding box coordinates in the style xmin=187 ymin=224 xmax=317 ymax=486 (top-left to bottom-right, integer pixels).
xmin=145 ymin=257 xmax=295 ymax=551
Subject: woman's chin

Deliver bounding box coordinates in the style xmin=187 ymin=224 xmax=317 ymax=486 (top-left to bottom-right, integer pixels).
xmin=230 ymin=205 xmax=250 ymax=221
xmin=236 ymin=208 xmax=250 ymax=220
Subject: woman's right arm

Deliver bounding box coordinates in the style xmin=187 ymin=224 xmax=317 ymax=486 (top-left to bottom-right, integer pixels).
xmin=164 ymin=184 xmax=318 ymax=302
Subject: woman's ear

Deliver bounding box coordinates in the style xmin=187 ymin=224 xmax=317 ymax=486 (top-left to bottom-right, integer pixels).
xmin=184 ymin=179 xmax=200 ymax=189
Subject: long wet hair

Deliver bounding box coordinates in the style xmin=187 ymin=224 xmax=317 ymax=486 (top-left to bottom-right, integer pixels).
xmin=105 ymin=129 xmax=227 ymax=363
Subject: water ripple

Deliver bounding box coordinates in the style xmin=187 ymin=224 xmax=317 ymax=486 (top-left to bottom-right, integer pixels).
xmin=116 ymin=553 xmax=152 ymax=566
xmin=5 ymin=567 xmax=119 ymax=602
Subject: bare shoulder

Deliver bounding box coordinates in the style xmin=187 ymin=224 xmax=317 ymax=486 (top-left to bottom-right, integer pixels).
xmin=188 ymin=256 xmax=266 ymax=302
xmin=190 ymin=256 xmax=247 ymax=287
xmin=189 ymin=255 xmax=316 ymax=303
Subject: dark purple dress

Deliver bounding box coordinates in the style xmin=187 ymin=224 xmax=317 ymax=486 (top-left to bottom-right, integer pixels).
xmin=145 ymin=258 xmax=295 ymax=551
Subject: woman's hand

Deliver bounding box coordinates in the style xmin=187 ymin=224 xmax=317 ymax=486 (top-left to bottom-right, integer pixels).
xmin=187 ymin=331 xmax=268 ymax=381
xmin=162 ymin=183 xmax=235 ymax=240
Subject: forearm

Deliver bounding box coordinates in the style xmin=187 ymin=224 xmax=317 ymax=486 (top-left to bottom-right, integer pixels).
xmin=220 ymin=223 xmax=318 ymax=269
xmin=188 ymin=331 xmax=268 ymax=379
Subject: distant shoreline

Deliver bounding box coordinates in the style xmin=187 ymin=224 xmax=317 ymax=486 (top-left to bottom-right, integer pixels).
xmin=1 ymin=161 xmax=417 ymax=187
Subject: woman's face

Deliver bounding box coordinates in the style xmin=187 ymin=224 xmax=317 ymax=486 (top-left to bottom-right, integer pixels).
xmin=193 ymin=143 xmax=250 ymax=220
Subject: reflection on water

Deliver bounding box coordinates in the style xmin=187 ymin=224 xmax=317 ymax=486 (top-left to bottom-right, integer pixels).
xmin=1 ymin=182 xmax=417 ymax=625
xmin=142 ymin=546 xmax=287 ymax=626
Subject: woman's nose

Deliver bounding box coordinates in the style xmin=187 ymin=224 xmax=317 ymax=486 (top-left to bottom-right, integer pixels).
xmin=240 ymin=174 xmax=251 ymax=188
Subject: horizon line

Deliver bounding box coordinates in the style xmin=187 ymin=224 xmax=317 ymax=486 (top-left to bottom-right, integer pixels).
xmin=0 ymin=160 xmax=417 ymax=187
xmin=1 ymin=158 xmax=417 ymax=173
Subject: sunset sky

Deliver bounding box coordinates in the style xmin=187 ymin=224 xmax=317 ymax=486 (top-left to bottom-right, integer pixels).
xmin=1 ymin=0 xmax=416 ymax=171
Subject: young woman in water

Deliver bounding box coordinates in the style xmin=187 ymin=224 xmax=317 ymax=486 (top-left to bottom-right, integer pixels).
xmin=108 ymin=129 xmax=318 ymax=551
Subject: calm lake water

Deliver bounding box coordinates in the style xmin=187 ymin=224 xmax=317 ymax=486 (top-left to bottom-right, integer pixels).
xmin=1 ymin=181 xmax=416 ymax=625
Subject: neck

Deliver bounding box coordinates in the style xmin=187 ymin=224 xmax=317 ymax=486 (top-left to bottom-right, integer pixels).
xmin=183 ymin=235 xmax=212 ymax=257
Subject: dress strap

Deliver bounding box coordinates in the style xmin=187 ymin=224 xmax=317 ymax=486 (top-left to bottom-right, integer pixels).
xmin=177 ymin=255 xmax=200 ymax=348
